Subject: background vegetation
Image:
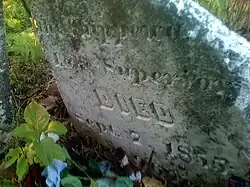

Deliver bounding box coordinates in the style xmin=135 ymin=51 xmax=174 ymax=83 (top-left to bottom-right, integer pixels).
xmin=4 ymin=0 xmax=51 ymax=123
xmin=196 ymin=0 xmax=250 ymax=39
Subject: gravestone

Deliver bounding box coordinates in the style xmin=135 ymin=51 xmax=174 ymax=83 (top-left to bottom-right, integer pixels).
xmin=28 ymin=0 xmax=250 ymax=184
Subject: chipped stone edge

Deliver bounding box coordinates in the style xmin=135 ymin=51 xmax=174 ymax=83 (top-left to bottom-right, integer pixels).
xmin=152 ymin=0 xmax=250 ymax=153
xmin=153 ymin=0 xmax=250 ymax=109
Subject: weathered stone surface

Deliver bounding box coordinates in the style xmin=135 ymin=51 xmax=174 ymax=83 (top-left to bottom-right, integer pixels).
xmin=29 ymin=0 xmax=250 ymax=184
xmin=0 ymin=1 xmax=14 ymax=131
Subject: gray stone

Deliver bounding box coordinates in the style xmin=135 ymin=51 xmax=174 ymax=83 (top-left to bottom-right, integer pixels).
xmin=29 ymin=0 xmax=250 ymax=184
xmin=0 ymin=2 xmax=14 ymax=131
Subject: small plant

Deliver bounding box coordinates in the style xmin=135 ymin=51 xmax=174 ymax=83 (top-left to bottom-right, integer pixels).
xmin=2 ymin=101 xmax=68 ymax=182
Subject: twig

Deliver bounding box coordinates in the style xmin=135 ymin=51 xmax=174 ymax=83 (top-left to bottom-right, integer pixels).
xmin=68 ymin=158 xmax=92 ymax=180
xmin=142 ymin=150 xmax=155 ymax=175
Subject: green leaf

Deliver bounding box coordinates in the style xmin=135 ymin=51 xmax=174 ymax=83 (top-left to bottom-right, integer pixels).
xmin=33 ymin=138 xmax=66 ymax=166
xmin=216 ymin=0 xmax=226 ymax=9
xmin=0 ymin=179 xmax=15 ymax=187
xmin=6 ymin=18 xmax=21 ymax=29
xmin=16 ymin=156 xmax=29 ymax=182
xmin=4 ymin=148 xmax=21 ymax=169
xmin=33 ymin=155 xmax=43 ymax=165
xmin=61 ymin=175 xmax=83 ymax=187
xmin=116 ymin=177 xmax=133 ymax=187
xmin=90 ymin=180 xmax=98 ymax=187
xmin=96 ymin=178 xmax=115 ymax=187
xmin=62 ymin=147 xmax=71 ymax=160
xmin=47 ymin=121 xmax=67 ymax=135
xmin=13 ymin=123 xmax=39 ymax=141
xmin=24 ymin=101 xmax=50 ymax=132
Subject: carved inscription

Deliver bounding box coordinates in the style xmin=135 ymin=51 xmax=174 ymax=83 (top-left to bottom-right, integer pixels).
xmin=178 ymin=146 xmax=192 ymax=163
xmin=130 ymin=97 xmax=151 ymax=121
xmin=115 ymin=93 xmax=130 ymax=115
xmin=153 ymin=102 xmax=173 ymax=127
xmin=81 ymin=117 xmax=235 ymax=175
xmin=104 ymin=62 xmax=171 ymax=86
xmin=85 ymin=119 xmax=142 ymax=145
xmin=94 ymin=89 xmax=114 ymax=111
xmin=165 ymin=143 xmax=172 ymax=156
xmin=79 ymin=23 xmax=183 ymax=44
xmin=103 ymin=62 xmax=229 ymax=93
xmin=175 ymin=145 xmax=232 ymax=175
xmin=94 ymin=88 xmax=175 ymax=128
xmin=130 ymin=130 xmax=141 ymax=146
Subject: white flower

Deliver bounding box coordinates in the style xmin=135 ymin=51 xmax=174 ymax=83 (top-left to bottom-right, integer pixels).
xmin=48 ymin=132 xmax=59 ymax=143
xmin=40 ymin=132 xmax=60 ymax=143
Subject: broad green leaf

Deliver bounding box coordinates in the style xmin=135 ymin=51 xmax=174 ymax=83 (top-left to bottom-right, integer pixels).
xmin=33 ymin=138 xmax=66 ymax=166
xmin=24 ymin=101 xmax=50 ymax=132
xmin=4 ymin=148 xmax=21 ymax=169
xmin=13 ymin=123 xmax=39 ymax=141
xmin=47 ymin=121 xmax=67 ymax=135
xmin=96 ymin=178 xmax=115 ymax=187
xmin=61 ymin=175 xmax=83 ymax=187
xmin=0 ymin=179 xmax=15 ymax=187
xmin=16 ymin=156 xmax=29 ymax=182
xmin=116 ymin=177 xmax=133 ymax=187
xmin=90 ymin=180 xmax=98 ymax=187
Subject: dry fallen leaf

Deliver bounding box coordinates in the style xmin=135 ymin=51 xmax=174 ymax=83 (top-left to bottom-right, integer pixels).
xmin=142 ymin=177 xmax=165 ymax=187
xmin=40 ymin=96 xmax=58 ymax=110
xmin=45 ymin=81 xmax=60 ymax=97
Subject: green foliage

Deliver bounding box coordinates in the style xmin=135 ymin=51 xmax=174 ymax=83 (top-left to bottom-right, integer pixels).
xmin=94 ymin=177 xmax=133 ymax=187
xmin=7 ymin=28 xmax=43 ymax=62
xmin=13 ymin=123 xmax=39 ymax=142
xmin=3 ymin=101 xmax=68 ymax=182
xmin=3 ymin=148 xmax=21 ymax=169
xmin=4 ymin=0 xmax=49 ymax=126
xmin=33 ymin=138 xmax=67 ymax=166
xmin=47 ymin=121 xmax=68 ymax=135
xmin=61 ymin=175 xmax=83 ymax=187
xmin=115 ymin=177 xmax=133 ymax=187
xmin=16 ymin=156 xmax=29 ymax=182
xmin=24 ymin=100 xmax=50 ymax=132
xmin=90 ymin=180 xmax=98 ymax=187
xmin=0 ymin=179 xmax=15 ymax=187
xmin=4 ymin=0 xmax=43 ymax=62
xmin=196 ymin=0 xmax=250 ymax=37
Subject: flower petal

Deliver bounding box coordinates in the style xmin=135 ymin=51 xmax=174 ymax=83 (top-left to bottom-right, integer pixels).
xmin=48 ymin=132 xmax=60 ymax=143
xmin=51 ymin=159 xmax=67 ymax=173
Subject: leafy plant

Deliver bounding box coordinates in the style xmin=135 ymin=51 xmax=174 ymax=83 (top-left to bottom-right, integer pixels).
xmin=7 ymin=28 xmax=43 ymax=62
xmin=4 ymin=0 xmax=43 ymax=62
xmin=196 ymin=0 xmax=250 ymax=38
xmin=0 ymin=179 xmax=15 ymax=187
xmin=3 ymin=101 xmax=68 ymax=182
xmin=61 ymin=175 xmax=83 ymax=187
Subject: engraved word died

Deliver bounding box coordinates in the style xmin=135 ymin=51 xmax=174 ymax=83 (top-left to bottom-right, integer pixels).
xmin=94 ymin=88 xmax=174 ymax=128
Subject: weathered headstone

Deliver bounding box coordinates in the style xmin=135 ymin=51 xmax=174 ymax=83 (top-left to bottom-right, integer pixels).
xmin=29 ymin=0 xmax=250 ymax=184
